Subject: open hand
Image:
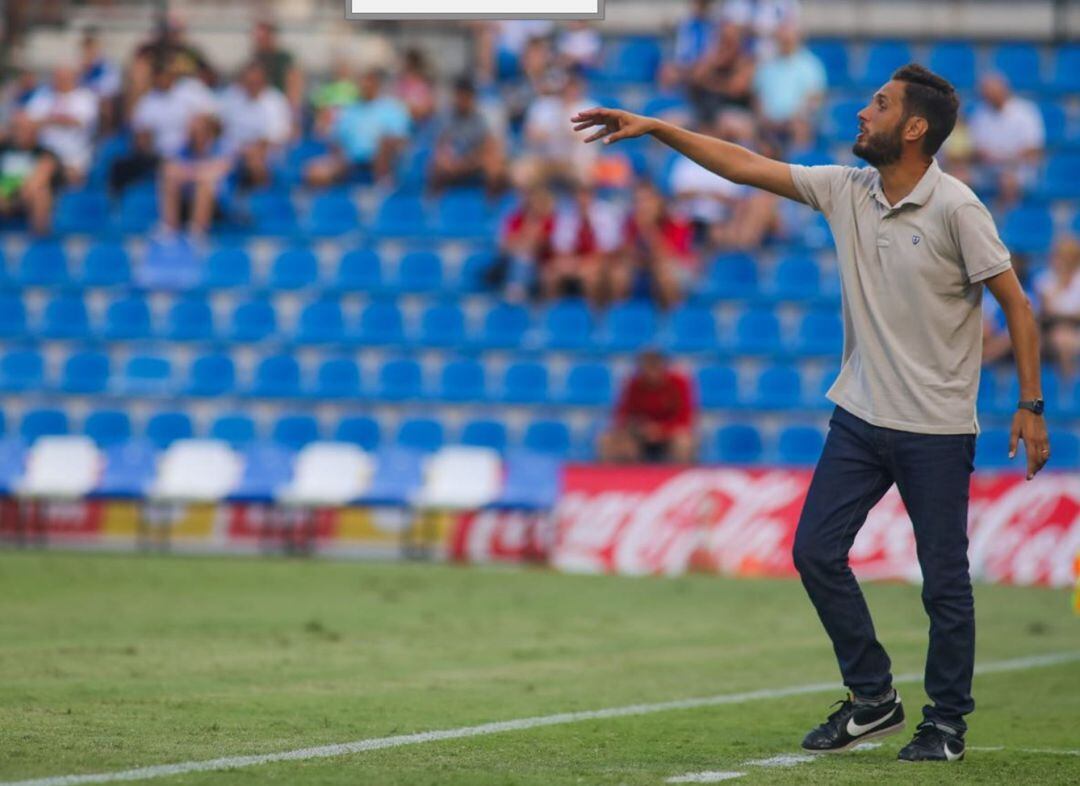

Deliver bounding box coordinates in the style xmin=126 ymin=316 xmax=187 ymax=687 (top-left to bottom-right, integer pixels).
xmin=571 ymin=107 xmax=656 ymax=145
xmin=1009 ymin=410 xmax=1050 ymax=481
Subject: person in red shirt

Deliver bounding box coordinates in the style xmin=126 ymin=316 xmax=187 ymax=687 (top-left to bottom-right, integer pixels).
xmin=492 ymin=183 xmax=556 ymax=300
xmin=599 ymin=350 xmax=698 ymax=464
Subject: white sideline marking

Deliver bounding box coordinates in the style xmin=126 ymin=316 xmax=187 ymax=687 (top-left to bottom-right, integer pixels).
xmin=4 ymin=650 xmax=1077 ymax=786
xmin=970 ymin=746 xmax=1080 ymax=757
xmin=666 ymin=773 xmax=745 ymax=783
xmin=744 ymin=753 xmax=816 ymax=767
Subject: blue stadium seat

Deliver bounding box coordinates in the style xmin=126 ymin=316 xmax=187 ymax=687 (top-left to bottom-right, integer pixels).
xmin=542 ymin=299 xmax=594 ymax=351
xmin=975 ymin=429 xmax=1025 ymax=470
xmin=1050 ymin=44 xmax=1080 ymax=94
xmin=82 ymin=243 xmax=131 ymax=288
xmin=434 ymin=190 xmax=497 ymax=238
xmin=777 ymin=426 xmax=825 ymax=466
xmin=374 ymin=191 xmax=428 ymax=237
xmin=795 ymin=310 xmax=844 ymax=356
xmin=116 ymin=185 xmax=158 ymax=234
xmin=94 ymin=440 xmax=157 ymax=499
xmin=306 ymin=192 xmax=358 ymax=237
xmin=0 ymin=349 xmax=44 ymax=392
xmin=700 ymin=252 xmax=759 ymax=301
xmin=601 ymin=302 xmax=658 ymax=352
xmin=54 ymin=189 xmax=111 ymax=234
xmin=824 ymin=98 xmax=865 ymax=143
xmin=859 ymin=41 xmax=912 ymax=89
xmin=697 ymin=365 xmax=739 ymax=410
xmin=250 ymin=355 xmax=302 ymax=399
xmin=310 ymin=357 xmax=360 ymax=400
xmin=1039 ymin=101 xmax=1068 ymax=148
xmin=476 ymin=303 xmax=530 ymax=350
xmin=563 ymin=363 xmax=613 ymax=406
xmin=186 ymin=353 xmax=236 ymax=397
xmin=990 ymin=44 xmax=1043 ymax=93
xmin=102 ymin=296 xmax=153 ymax=341
xmin=927 ymin=41 xmax=977 ymax=91
xmin=360 ymin=447 xmax=425 ymax=506
xmin=750 ymin=365 xmax=803 ymax=410
xmin=21 ymin=408 xmax=69 ymax=441
xmin=296 ymin=298 xmax=345 ymax=345
xmin=523 ymin=420 xmax=571 ymax=458
xmin=137 ymin=234 xmax=201 ymax=290
xmin=202 ymin=246 xmax=253 ymax=289
xmin=268 ymin=247 xmax=319 ymax=290
xmin=164 ymin=297 xmax=215 ymax=342
xmin=1053 ymin=431 xmax=1079 ymax=469
xmin=355 ymin=302 xmax=406 ymax=346
xmin=812 ymin=365 xmax=841 ymax=411
xmin=210 ymin=414 xmax=258 ymax=446
xmin=771 ymin=255 xmax=821 ymax=300
xmin=977 ymin=368 xmax=1000 ymax=415
xmin=732 ymin=308 xmax=782 ymax=356
xmin=418 ymin=303 xmax=466 ymax=348
xmin=461 ymin=419 xmax=509 ymax=453
xmin=0 ymin=293 xmax=27 ymax=338
xmin=1039 ymin=152 xmax=1080 ymax=200
xmin=335 ymin=248 xmax=383 ymax=292
xmin=334 ymin=416 xmax=381 ymax=451
xmin=807 ymin=39 xmax=851 ymax=87
xmin=271 ymin=415 xmax=320 ymax=451
xmin=397 ymin=418 xmax=444 ymax=453
xmin=502 ymin=362 xmax=550 ymax=405
xmin=41 ymin=294 xmax=90 ymax=340
xmin=230 ymin=298 xmax=278 ymax=344
xmin=601 ymin=36 xmax=662 ymax=84
xmin=117 ymin=354 xmax=173 ymax=396
xmin=60 ymin=351 xmax=109 ymax=395
xmin=249 ymin=189 xmax=298 ymax=236
xmin=378 ymin=358 xmax=424 ymax=401
xmin=146 ymin=411 xmax=194 ymax=449
xmin=715 ymin=424 xmax=764 ymax=465
xmin=280 ymin=137 xmax=328 ymax=185
xmin=665 ymin=305 xmax=718 ymax=354
xmin=84 ymin=409 xmax=131 ymax=448
xmin=458 ymin=250 xmax=497 ymax=294
xmin=1000 ymin=205 xmax=1054 ymax=254
xmin=439 ymin=359 xmax=487 ymax=403
xmin=492 ymin=450 xmax=563 ymax=510
xmin=397 ymin=250 xmax=443 ymax=294
xmin=228 ymin=442 xmax=295 ymax=503
xmin=19 ymin=240 xmax=69 ymax=287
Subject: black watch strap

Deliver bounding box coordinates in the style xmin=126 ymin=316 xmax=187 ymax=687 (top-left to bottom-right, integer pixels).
xmin=1017 ymin=399 xmax=1045 ymax=416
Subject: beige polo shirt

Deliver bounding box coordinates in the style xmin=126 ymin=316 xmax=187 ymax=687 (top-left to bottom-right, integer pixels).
xmin=790 ymin=160 xmax=1012 ymax=434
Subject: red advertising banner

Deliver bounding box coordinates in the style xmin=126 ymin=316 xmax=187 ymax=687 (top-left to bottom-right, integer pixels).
xmin=451 ymin=466 xmax=1080 ymax=588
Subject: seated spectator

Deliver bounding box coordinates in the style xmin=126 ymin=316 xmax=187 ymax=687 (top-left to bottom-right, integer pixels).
xmin=219 ymin=62 xmax=292 ymax=189
xmin=312 ymin=54 xmax=359 ymax=137
xmin=129 ymin=11 xmax=216 ymax=103
xmin=519 ymin=69 xmax=597 ymax=188
xmin=969 ymin=73 xmax=1044 ymax=206
xmin=110 ymin=56 xmax=215 ymax=194
xmin=546 ymin=181 xmax=623 ymax=305
xmin=502 ymin=36 xmax=557 ymax=132
xmin=429 ymin=77 xmax=507 ymax=194
xmin=491 ymin=182 xmax=557 ymax=301
xmin=159 ymin=113 xmax=232 ymax=237
xmin=614 ymin=182 xmax=697 ymax=309
xmin=0 ymin=112 xmax=60 ymax=235
xmin=1036 ymin=236 xmax=1080 ymax=378
xmin=305 ymin=69 xmax=410 ymax=188
xmin=661 ymin=0 xmax=718 ymax=89
xmin=722 ymin=0 xmax=802 ymax=58
xmin=688 ymin=21 xmax=755 ymax=124
xmin=668 ymin=120 xmax=747 ymax=244
xmin=555 ymin=21 xmax=602 ymax=73
xmin=1 ymin=69 xmax=43 ymax=121
xmin=250 ymin=18 xmax=303 ymax=115
xmin=25 ymin=65 xmax=98 ymax=184
xmin=752 ymin=24 xmax=824 ymax=150
xmin=599 ymin=350 xmax=698 ymax=465
xmin=396 ymin=48 xmax=437 ymax=126
xmin=476 ymin=20 xmax=555 ymax=83
xmin=78 ymin=27 xmax=122 ymax=133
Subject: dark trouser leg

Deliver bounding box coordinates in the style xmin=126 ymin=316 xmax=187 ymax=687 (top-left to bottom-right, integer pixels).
xmin=889 ymin=430 xmax=976 ymax=734
xmin=793 ymin=408 xmax=896 ymax=698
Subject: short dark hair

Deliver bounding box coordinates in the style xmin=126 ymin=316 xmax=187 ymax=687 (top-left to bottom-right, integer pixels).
xmin=891 ymin=63 xmax=959 ymax=156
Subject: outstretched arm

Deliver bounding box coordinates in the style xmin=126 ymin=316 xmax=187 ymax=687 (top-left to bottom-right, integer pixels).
xmin=571 ymin=108 xmax=802 ymax=202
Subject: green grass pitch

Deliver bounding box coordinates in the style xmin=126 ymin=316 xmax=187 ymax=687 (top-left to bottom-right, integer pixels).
xmin=1 ymin=551 xmax=1077 ymax=785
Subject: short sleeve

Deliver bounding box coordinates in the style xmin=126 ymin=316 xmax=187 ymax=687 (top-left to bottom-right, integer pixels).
xmin=951 ymin=201 xmax=1012 ymax=284
xmin=789 ymin=164 xmax=850 ymax=216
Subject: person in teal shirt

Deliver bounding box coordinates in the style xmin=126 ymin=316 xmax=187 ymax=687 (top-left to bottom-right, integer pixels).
xmin=753 ymin=25 xmax=826 ymax=149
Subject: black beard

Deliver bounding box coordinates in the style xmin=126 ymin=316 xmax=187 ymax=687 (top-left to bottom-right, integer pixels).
xmin=852 ymin=126 xmax=903 ymax=167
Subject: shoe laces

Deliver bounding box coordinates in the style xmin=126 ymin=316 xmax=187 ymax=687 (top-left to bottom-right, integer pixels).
xmin=912 ymin=722 xmax=948 ymax=746
xmin=824 ymin=694 xmax=855 ymax=725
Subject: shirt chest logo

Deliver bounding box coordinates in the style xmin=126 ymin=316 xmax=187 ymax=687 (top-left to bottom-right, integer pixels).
xmin=912 ymin=234 xmax=922 ymax=246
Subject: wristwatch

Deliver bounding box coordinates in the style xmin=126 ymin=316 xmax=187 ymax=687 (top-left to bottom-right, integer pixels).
xmin=1017 ymin=399 xmax=1045 ymax=416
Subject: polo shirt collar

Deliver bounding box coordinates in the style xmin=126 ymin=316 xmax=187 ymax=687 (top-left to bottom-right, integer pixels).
xmin=871 ymin=159 xmax=942 ymax=211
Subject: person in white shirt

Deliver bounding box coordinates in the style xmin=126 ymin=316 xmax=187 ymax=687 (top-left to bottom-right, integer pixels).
xmin=219 ymin=61 xmax=292 ymax=188
xmin=519 ymin=69 xmax=597 ymax=188
xmin=1036 ymin=235 xmax=1080 ymax=378
xmin=722 ymin=0 xmax=802 ymax=58
xmin=546 ymin=181 xmax=624 ymax=305
xmin=969 ymin=73 xmax=1044 ymax=206
xmin=25 ymin=66 xmax=98 ymax=184
xmin=556 ymin=22 xmax=602 ymax=72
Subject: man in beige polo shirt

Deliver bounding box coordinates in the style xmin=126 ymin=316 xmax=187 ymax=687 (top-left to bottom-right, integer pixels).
xmin=573 ymin=63 xmax=1050 ymax=763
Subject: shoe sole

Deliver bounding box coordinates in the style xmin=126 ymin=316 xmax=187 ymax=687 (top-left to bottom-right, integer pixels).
xmin=802 ymin=720 xmax=907 ymax=754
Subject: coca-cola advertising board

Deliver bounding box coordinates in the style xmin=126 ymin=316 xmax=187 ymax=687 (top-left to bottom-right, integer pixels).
xmin=451 ymin=466 xmax=1080 ymax=588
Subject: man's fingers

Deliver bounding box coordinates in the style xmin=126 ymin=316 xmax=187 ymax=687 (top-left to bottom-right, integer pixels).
xmin=1008 ymin=427 xmax=1019 ymax=459
xmin=584 ymin=127 xmax=614 ymax=144
xmin=1024 ymin=438 xmax=1038 ymax=480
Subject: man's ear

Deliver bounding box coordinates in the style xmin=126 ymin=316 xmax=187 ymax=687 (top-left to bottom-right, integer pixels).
xmin=905 ymin=115 xmax=929 ymax=145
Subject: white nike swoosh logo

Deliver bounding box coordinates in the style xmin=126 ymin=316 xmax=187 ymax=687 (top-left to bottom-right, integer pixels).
xmin=846 ymin=706 xmax=898 ymax=737
xmin=945 ymin=743 xmax=964 ymax=761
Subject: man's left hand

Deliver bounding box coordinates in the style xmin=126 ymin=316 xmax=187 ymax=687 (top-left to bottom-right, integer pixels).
xmin=1009 ymin=410 xmax=1050 ymax=481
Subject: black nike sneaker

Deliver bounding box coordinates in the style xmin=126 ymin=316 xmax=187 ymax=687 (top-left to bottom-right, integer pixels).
xmin=898 ymin=722 xmax=966 ymax=762
xmin=801 ymin=692 xmax=905 ymax=753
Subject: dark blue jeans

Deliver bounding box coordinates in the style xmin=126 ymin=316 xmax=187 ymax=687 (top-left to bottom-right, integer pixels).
xmin=793 ymin=406 xmax=976 ymax=733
